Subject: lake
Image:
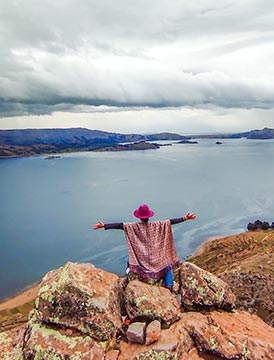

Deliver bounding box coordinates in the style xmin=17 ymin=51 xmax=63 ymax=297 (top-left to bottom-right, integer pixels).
xmin=1 ymin=138 xmax=274 ymax=300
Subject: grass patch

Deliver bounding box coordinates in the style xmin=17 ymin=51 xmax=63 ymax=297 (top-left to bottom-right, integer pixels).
xmin=0 ymin=300 xmax=35 ymax=332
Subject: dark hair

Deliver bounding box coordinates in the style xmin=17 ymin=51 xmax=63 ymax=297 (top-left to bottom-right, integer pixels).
xmin=141 ymin=218 xmax=149 ymax=223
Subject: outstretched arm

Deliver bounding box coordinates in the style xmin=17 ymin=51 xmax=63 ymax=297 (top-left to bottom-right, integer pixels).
xmin=170 ymin=213 xmax=196 ymax=225
xmin=93 ymin=221 xmax=124 ymax=230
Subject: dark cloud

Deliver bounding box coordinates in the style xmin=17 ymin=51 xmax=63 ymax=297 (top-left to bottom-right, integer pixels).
xmin=1 ymin=0 xmax=274 ymax=118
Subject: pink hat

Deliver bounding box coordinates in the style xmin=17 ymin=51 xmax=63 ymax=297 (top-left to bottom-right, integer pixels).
xmin=134 ymin=204 xmax=155 ymax=219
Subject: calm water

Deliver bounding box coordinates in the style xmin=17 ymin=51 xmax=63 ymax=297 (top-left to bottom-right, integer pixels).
xmin=1 ymin=138 xmax=274 ymax=300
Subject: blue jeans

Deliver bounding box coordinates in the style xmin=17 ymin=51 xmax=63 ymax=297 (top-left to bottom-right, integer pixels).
xmin=165 ymin=266 xmax=173 ymax=288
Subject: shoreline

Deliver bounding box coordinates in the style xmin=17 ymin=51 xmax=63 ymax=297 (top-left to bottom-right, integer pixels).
xmin=0 ymin=282 xmax=41 ymax=312
xmin=192 ymin=235 xmax=225 ymax=257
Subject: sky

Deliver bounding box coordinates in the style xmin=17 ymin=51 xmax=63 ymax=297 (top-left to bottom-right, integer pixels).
xmin=1 ymin=0 xmax=274 ymax=134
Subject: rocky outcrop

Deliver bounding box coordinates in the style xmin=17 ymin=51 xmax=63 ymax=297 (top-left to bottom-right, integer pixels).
xmin=179 ymin=262 xmax=236 ymax=311
xmin=1 ymin=261 xmax=273 ymax=359
xmin=189 ymin=231 xmax=274 ymax=326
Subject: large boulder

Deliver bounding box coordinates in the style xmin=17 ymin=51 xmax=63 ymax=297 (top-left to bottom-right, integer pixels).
xmin=179 ymin=262 xmax=236 ymax=310
xmin=124 ymin=280 xmax=180 ymax=327
xmin=182 ymin=310 xmax=274 ymax=359
xmin=23 ymin=311 xmax=105 ymax=359
xmin=35 ymin=262 xmax=122 ymax=340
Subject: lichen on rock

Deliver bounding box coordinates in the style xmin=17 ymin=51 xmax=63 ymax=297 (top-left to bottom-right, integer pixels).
xmin=0 ymin=325 xmax=25 ymax=360
xmin=124 ymin=280 xmax=180 ymax=327
xmin=22 ymin=312 xmax=104 ymax=359
xmin=35 ymin=261 xmax=122 ymax=341
xmin=179 ymin=262 xmax=236 ymax=311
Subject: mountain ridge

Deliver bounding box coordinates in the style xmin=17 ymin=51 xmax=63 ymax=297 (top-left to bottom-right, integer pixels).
xmin=0 ymin=127 xmax=274 ymax=158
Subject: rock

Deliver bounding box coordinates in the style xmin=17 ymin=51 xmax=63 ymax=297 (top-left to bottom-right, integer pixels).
xmin=105 ymin=349 xmax=120 ymax=360
xmin=145 ymin=320 xmax=161 ymax=345
xmin=126 ymin=322 xmax=146 ymax=344
xmin=3 ymin=260 xmax=273 ymax=359
xmin=23 ymin=312 xmax=105 ymax=359
xmin=124 ymin=280 xmax=180 ymax=326
xmin=219 ymin=271 xmax=274 ymax=326
xmin=180 ymin=347 xmax=208 ymax=359
xmin=119 ymin=319 xmax=193 ymax=360
xmin=65 ymin=328 xmax=73 ymax=336
xmin=182 ymin=310 xmax=274 ymax=359
xmin=179 ymin=262 xmax=236 ymax=310
xmin=35 ymin=261 xmax=122 ymax=340
xmin=0 ymin=324 xmax=25 ymax=359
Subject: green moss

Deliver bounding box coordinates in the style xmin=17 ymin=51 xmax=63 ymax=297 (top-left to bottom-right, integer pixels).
xmin=210 ymin=336 xmax=218 ymax=350
xmin=137 ymin=349 xmax=177 ymax=359
xmin=33 ymin=348 xmax=62 ymax=360
xmin=135 ymin=295 xmax=148 ymax=307
xmin=186 ymin=277 xmax=198 ymax=289
xmin=242 ymin=341 xmax=250 ymax=357
xmin=197 ymin=287 xmax=206 ymax=296
xmin=38 ymin=283 xmax=51 ymax=294
xmin=31 ymin=323 xmax=81 ymax=348
xmin=40 ymin=291 xmax=55 ymax=304
xmin=136 ymin=307 xmax=163 ymax=320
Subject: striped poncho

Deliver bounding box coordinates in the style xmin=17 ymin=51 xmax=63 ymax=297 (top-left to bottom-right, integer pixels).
xmin=123 ymin=220 xmax=180 ymax=280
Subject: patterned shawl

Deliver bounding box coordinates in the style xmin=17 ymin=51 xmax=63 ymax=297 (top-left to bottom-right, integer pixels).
xmin=123 ymin=220 xmax=179 ymax=279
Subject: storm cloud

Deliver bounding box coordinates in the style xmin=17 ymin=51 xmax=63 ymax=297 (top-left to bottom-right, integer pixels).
xmin=1 ymin=0 xmax=274 ymax=130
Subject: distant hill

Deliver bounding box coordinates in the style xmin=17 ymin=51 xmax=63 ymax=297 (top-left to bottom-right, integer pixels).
xmin=0 ymin=128 xmax=188 ymax=158
xmin=1 ymin=127 xmax=273 ymax=159
xmin=0 ymin=128 xmax=187 ymax=146
xmin=192 ymin=127 xmax=274 ymax=139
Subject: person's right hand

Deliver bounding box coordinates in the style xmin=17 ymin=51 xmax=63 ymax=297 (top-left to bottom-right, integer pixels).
xmin=184 ymin=213 xmax=196 ymax=221
xmin=93 ymin=221 xmax=105 ymax=230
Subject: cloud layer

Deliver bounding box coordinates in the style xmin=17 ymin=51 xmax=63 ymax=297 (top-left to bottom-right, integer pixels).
xmin=1 ymin=0 xmax=274 ymax=129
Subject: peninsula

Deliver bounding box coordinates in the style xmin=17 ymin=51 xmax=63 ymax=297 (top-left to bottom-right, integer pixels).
xmin=0 ymin=128 xmax=187 ymax=158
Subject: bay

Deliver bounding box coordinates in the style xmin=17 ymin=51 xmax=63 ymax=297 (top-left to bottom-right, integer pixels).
xmin=1 ymin=138 xmax=274 ymax=300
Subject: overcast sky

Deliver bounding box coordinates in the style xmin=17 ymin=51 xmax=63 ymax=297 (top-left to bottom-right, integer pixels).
xmin=1 ymin=0 xmax=274 ymax=133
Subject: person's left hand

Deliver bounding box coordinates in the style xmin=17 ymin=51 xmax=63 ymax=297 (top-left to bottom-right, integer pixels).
xmin=184 ymin=213 xmax=196 ymax=221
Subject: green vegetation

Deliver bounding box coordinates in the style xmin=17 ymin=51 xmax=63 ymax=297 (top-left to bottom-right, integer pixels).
xmin=0 ymin=300 xmax=35 ymax=332
xmin=137 ymin=349 xmax=177 ymax=360
xmin=247 ymin=219 xmax=274 ymax=231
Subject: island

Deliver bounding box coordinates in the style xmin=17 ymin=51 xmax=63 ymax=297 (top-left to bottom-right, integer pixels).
xmin=94 ymin=141 xmax=160 ymax=152
xmin=177 ymin=139 xmax=198 ymax=144
xmin=44 ymin=155 xmax=62 ymax=160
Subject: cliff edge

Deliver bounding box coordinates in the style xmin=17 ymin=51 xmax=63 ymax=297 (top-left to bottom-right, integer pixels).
xmin=0 ymin=261 xmax=273 ymax=359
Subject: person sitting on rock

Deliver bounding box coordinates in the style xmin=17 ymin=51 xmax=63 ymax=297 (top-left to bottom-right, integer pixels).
xmin=93 ymin=204 xmax=196 ymax=290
